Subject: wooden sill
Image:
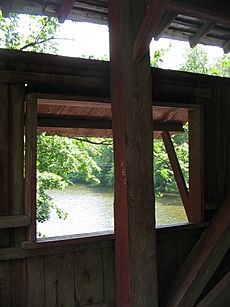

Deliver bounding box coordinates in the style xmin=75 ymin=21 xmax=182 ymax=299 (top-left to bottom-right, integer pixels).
xmin=21 ymin=230 xmax=115 ymax=249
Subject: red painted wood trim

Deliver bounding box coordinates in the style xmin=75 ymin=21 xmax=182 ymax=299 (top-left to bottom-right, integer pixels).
xmin=58 ymin=0 xmax=76 ymax=23
xmin=188 ymin=109 xmax=203 ymax=223
xmin=108 ymin=1 xmax=131 ymax=306
xmin=162 ymin=131 xmax=190 ymax=217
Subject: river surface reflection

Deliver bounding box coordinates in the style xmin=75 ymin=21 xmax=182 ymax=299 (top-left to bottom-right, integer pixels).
xmin=37 ymin=185 xmax=188 ymax=238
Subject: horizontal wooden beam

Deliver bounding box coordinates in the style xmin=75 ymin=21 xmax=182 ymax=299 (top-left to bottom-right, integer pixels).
xmin=0 ymin=70 xmax=107 ymax=90
xmin=133 ymin=0 xmax=169 ymax=61
xmin=153 ymin=122 xmax=184 ymax=132
xmin=166 ymin=192 xmax=230 ymax=307
xmin=58 ymin=0 xmax=76 ymax=23
xmin=0 ymin=215 xmax=30 ymax=228
xmin=161 ymin=131 xmax=189 ymax=214
xmin=0 ymin=240 xmax=114 ymax=261
xmin=37 ymin=116 xmax=112 ymax=129
xmin=197 ymin=272 xmax=230 ymax=307
xmin=37 ymin=116 xmax=184 ymax=133
xmin=190 ymin=20 xmax=215 ymax=48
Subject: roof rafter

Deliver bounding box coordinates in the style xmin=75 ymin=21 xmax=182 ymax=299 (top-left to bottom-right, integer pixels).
xmin=133 ymin=0 xmax=230 ymax=61
xmin=58 ymin=0 xmax=76 ymax=23
xmin=190 ymin=20 xmax=215 ymax=48
xmin=223 ymin=39 xmax=230 ymax=54
xmin=133 ymin=0 xmax=169 ymax=61
xmin=168 ymin=0 xmax=230 ymax=26
xmin=154 ymin=10 xmax=178 ymax=41
xmin=1 ymin=0 xmax=13 ymax=17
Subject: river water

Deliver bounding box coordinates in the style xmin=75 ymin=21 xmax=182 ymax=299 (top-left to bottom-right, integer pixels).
xmin=37 ymin=185 xmax=188 ymax=238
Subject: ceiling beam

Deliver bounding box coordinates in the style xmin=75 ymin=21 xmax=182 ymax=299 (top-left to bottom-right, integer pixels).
xmin=223 ymin=40 xmax=230 ymax=54
xmin=168 ymin=0 xmax=230 ymax=26
xmin=1 ymin=0 xmax=13 ymax=17
xmin=37 ymin=116 xmax=184 ymax=133
xmin=58 ymin=0 xmax=76 ymax=23
xmin=154 ymin=10 xmax=178 ymax=41
xmin=37 ymin=116 xmax=111 ymax=129
xmin=190 ymin=20 xmax=215 ymax=48
xmin=133 ymin=0 xmax=169 ymax=61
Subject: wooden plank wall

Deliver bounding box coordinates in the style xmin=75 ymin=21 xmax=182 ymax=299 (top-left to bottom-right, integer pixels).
xmin=0 ymin=226 xmax=205 ymax=307
xmin=0 ymin=244 xmax=115 ymax=307
xmin=0 ymin=49 xmax=230 ymax=306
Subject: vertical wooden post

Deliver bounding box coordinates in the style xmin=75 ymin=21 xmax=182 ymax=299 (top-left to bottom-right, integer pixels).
xmin=189 ymin=108 xmax=203 ymax=222
xmin=108 ymin=1 xmax=158 ymax=306
xmin=0 ymin=83 xmax=9 ymax=215
xmin=25 ymin=94 xmax=37 ymax=242
xmin=8 ymin=84 xmax=25 ymax=215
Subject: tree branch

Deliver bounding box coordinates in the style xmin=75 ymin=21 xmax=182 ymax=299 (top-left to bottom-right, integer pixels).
xmin=75 ymin=137 xmax=113 ymax=146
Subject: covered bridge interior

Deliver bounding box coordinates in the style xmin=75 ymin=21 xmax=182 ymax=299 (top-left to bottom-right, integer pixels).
xmin=0 ymin=1 xmax=230 ymax=307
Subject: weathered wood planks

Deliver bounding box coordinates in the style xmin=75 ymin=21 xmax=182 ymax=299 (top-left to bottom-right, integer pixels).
xmin=0 ymin=83 xmax=9 ymax=216
xmin=8 ymin=84 xmax=25 ymax=215
xmin=166 ymin=193 xmax=230 ymax=307
xmin=25 ymin=95 xmax=37 ymax=242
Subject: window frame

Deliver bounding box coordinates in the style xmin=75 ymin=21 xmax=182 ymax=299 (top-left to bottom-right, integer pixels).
xmin=24 ymin=95 xmax=203 ymax=248
xmin=24 ymin=93 xmax=115 ymax=246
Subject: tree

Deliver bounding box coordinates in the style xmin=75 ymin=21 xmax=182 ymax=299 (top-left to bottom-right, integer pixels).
xmin=154 ymin=125 xmax=189 ymax=195
xmin=211 ymin=54 xmax=230 ymax=78
xmin=180 ymin=46 xmax=210 ymax=74
xmin=150 ymin=43 xmax=172 ymax=68
xmin=179 ymin=45 xmax=230 ymax=78
xmin=0 ymin=11 xmax=60 ymax=53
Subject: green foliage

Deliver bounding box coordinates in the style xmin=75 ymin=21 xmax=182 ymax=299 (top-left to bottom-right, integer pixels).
xmin=211 ymin=54 xmax=230 ymax=78
xmin=36 ymin=135 xmax=114 ymax=222
xmin=154 ymin=126 xmax=188 ymax=195
xmin=92 ymin=139 xmax=114 ymax=187
xmin=180 ymin=45 xmax=230 ymax=78
xmin=37 ymin=172 xmax=68 ymax=222
xmin=180 ymin=46 xmax=210 ymax=74
xmin=150 ymin=44 xmax=172 ymax=67
xmin=37 ymin=134 xmax=102 ymax=184
xmin=0 ymin=11 xmax=60 ymax=53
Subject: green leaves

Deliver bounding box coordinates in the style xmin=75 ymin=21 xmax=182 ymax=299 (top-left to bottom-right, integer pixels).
xmin=0 ymin=12 xmax=60 ymax=53
xmin=180 ymin=46 xmax=210 ymax=74
xmin=36 ymin=134 xmax=114 ymax=222
xmin=180 ymin=45 xmax=230 ymax=78
xmin=154 ymin=126 xmax=189 ymax=195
